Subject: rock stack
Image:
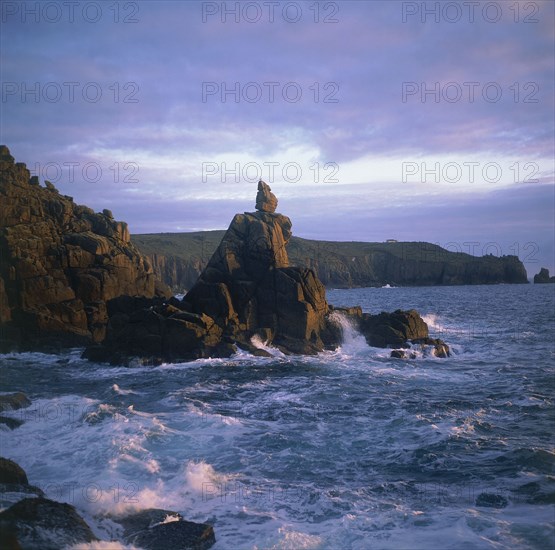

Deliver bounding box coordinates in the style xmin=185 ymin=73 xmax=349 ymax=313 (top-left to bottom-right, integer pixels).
xmin=0 ymin=145 xmax=169 ymax=350
xmin=533 ymin=267 xmax=555 ymax=284
xmin=184 ymin=180 xmax=330 ymax=354
xmin=88 ymin=179 xmax=449 ymax=364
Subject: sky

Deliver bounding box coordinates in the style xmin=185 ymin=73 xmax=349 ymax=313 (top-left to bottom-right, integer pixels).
xmin=1 ymin=0 xmax=554 ymax=276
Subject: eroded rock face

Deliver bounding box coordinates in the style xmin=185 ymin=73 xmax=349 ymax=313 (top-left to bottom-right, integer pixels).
xmin=255 ymin=180 xmax=278 ymax=213
xmin=0 ymin=146 xmax=169 ymax=349
xmin=84 ymin=181 xmax=449 ymax=363
xmin=183 ymin=207 xmax=331 ymax=354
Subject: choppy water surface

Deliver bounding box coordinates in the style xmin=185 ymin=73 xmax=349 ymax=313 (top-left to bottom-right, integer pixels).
xmin=1 ymin=284 xmax=554 ymax=549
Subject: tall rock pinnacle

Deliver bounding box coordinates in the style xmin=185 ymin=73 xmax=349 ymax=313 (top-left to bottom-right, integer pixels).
xmin=255 ymin=180 xmax=278 ymax=213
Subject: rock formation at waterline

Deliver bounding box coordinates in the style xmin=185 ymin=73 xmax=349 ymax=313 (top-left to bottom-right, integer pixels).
xmin=0 ymin=146 xmax=169 ymax=350
xmin=87 ymin=180 xmax=449 ymax=363
xmin=183 ymin=180 xmax=330 ymax=354
xmin=0 ymin=457 xmax=216 ymax=549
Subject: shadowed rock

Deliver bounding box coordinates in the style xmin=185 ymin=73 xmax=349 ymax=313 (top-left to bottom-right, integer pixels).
xmin=534 ymin=267 xmax=555 ymax=283
xmin=0 ymin=498 xmax=98 ymax=549
xmin=114 ymin=508 xmax=216 ymax=550
xmin=0 ymin=146 xmax=170 ymax=350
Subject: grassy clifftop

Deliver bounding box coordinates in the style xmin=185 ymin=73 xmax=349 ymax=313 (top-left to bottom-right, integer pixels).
xmin=133 ymin=231 xmax=528 ymax=291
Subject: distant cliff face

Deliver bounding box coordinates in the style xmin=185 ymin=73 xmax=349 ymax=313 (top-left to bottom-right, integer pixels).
xmin=534 ymin=268 xmax=555 ymax=284
xmin=133 ymin=234 xmax=529 ymax=291
xmin=0 ymin=146 xmax=167 ymax=348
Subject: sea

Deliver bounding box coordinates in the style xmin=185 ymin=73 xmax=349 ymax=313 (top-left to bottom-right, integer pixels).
xmin=1 ymin=284 xmax=554 ymax=550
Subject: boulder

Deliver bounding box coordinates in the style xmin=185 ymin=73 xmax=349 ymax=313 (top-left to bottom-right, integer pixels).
xmin=0 ymin=458 xmax=28 ymax=485
xmin=114 ymin=508 xmax=216 ymax=550
xmin=0 ymin=498 xmax=98 ymax=549
xmin=534 ymin=267 xmax=555 ymax=284
xmin=0 ymin=146 xmax=169 ymax=349
xmin=255 ymin=180 xmax=278 ymax=213
xmin=359 ymin=309 xmax=429 ymax=348
xmin=0 ymin=393 xmax=31 ymax=413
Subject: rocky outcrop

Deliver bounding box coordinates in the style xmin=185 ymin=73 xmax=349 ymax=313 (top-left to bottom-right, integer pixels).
xmin=83 ymin=295 xmax=233 ymax=365
xmin=0 ymin=459 xmax=216 ymax=549
xmin=534 ymin=268 xmax=555 ymax=283
xmin=0 ymin=146 xmax=169 ymax=350
xmin=183 ymin=188 xmax=331 ymax=355
xmin=134 ymin=234 xmax=529 ymax=291
xmin=331 ymin=306 xmax=450 ymax=357
xmin=88 ymin=181 xmax=450 ymax=363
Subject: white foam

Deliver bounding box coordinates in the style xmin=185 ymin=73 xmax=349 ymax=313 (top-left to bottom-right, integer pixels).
xmin=251 ymin=335 xmax=286 ymax=357
xmin=328 ymin=312 xmax=369 ymax=356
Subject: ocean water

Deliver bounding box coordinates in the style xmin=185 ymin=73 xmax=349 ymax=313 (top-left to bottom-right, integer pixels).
xmin=1 ymin=284 xmax=554 ymax=550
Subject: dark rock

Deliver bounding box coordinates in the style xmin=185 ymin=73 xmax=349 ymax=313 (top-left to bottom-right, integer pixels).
xmin=390 ymin=349 xmax=407 ymax=359
xmin=0 ymin=145 xmax=169 ymax=349
xmin=183 ymin=201 xmax=330 ymax=355
xmin=115 ymin=508 xmax=216 ymax=550
xmin=255 ymin=180 xmax=278 ymax=213
xmin=0 ymin=458 xmax=45 ymax=510
xmin=0 ymin=416 xmax=24 ymax=430
xmin=0 ymin=458 xmax=28 ymax=485
xmin=534 ymin=267 xmax=555 ymax=284
xmin=0 ymin=393 xmax=31 ymax=413
xmin=359 ymin=309 xmax=428 ymax=348
xmin=115 ymin=508 xmax=184 ymax=537
xmin=0 ymin=497 xmax=98 ymax=549
xmin=475 ymin=493 xmax=508 ymax=508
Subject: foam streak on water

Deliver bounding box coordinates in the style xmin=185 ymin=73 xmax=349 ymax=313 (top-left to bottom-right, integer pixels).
xmin=1 ymin=284 xmax=554 ymax=549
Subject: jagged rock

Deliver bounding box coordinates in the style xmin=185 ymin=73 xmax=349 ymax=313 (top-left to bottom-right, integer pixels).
xmin=255 ymin=180 xmax=278 ymax=213
xmin=534 ymin=267 xmax=555 ymax=283
xmin=87 ymin=182 xmax=449 ymax=363
xmin=114 ymin=508 xmax=216 ymax=550
xmin=0 ymin=146 xmax=169 ymax=349
xmin=0 ymin=497 xmax=98 ymax=549
xmin=183 ymin=201 xmax=331 ymax=355
xmin=83 ymin=295 xmax=233 ymax=365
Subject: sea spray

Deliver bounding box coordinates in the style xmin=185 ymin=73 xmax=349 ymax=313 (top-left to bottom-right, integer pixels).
xmin=328 ymin=311 xmax=369 ymax=355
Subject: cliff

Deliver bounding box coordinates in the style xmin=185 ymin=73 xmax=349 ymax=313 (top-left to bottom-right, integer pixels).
xmin=0 ymin=146 xmax=168 ymax=349
xmin=133 ymin=233 xmax=528 ymax=291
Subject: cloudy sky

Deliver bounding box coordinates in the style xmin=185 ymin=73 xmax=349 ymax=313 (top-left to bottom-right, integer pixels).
xmin=1 ymin=0 xmax=554 ymax=275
